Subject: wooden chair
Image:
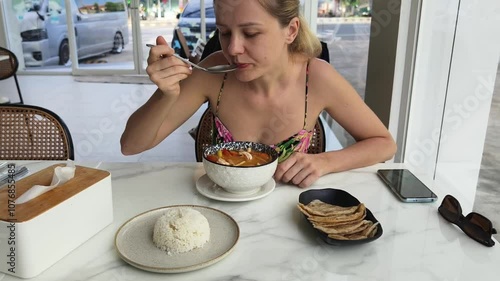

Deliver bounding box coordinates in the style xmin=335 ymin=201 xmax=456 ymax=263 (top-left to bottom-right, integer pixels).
xmin=0 ymin=104 xmax=74 ymax=160
xmin=0 ymin=47 xmax=24 ymax=104
xmin=200 ymin=29 xmax=221 ymax=61
xmin=194 ymin=107 xmax=326 ymax=162
xmin=174 ymin=28 xmax=203 ymax=64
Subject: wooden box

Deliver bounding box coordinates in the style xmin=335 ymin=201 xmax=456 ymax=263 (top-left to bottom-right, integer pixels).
xmin=0 ymin=164 xmax=113 ymax=278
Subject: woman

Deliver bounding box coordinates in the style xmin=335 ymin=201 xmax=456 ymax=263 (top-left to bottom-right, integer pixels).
xmin=121 ymin=0 xmax=397 ymax=188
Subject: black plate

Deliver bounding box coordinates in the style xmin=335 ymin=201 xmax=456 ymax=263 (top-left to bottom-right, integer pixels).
xmin=298 ymin=188 xmax=383 ymax=246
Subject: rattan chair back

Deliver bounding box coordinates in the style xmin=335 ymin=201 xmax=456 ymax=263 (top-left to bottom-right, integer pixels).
xmin=194 ymin=107 xmax=326 ymax=162
xmin=0 ymin=47 xmax=24 ymax=104
xmin=0 ymin=104 xmax=74 ymax=160
xmin=175 ymin=28 xmax=202 ymax=64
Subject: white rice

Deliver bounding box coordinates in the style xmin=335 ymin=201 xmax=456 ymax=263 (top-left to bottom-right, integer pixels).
xmin=153 ymin=207 xmax=210 ymax=255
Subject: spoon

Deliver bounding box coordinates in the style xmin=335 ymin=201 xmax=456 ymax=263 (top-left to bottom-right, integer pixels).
xmin=146 ymin=44 xmax=237 ymax=74
xmin=0 ymin=165 xmax=29 ymax=187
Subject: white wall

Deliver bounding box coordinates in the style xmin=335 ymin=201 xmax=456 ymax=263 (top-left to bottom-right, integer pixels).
xmin=405 ymin=0 xmax=500 ymax=211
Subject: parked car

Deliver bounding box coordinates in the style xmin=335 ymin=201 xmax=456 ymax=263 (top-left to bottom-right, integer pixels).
xmin=171 ymin=0 xmax=216 ymax=58
xmin=356 ymin=6 xmax=372 ymax=17
xmin=20 ymin=0 xmax=129 ymax=67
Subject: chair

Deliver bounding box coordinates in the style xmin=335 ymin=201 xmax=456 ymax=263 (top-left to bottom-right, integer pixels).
xmin=0 ymin=47 xmax=24 ymax=104
xmin=0 ymin=104 xmax=74 ymax=160
xmin=194 ymin=107 xmax=326 ymax=162
xmin=174 ymin=28 xmax=202 ymax=64
xmin=192 ymin=38 xmax=207 ymax=62
xmin=200 ymin=29 xmax=221 ymax=61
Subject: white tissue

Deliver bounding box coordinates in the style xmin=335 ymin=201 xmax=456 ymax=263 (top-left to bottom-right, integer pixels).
xmin=16 ymin=161 xmax=76 ymax=204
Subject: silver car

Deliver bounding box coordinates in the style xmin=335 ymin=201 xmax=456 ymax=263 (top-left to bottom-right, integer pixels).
xmin=171 ymin=0 xmax=216 ymax=58
xmin=20 ymin=0 xmax=129 ymax=67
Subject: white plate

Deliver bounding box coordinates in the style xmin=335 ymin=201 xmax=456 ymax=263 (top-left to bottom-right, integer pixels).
xmin=196 ymin=174 xmax=276 ymax=202
xmin=114 ymin=205 xmax=239 ymax=273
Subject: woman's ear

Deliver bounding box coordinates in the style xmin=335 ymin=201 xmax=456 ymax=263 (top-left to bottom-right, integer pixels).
xmin=285 ymin=17 xmax=300 ymax=44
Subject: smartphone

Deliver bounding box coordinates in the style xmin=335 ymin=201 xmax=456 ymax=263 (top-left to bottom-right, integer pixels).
xmin=376 ymin=169 xmax=438 ymax=203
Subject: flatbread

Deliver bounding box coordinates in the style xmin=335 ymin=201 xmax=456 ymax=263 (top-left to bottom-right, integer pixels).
xmin=307 ymin=204 xmax=366 ymax=224
xmin=297 ymin=199 xmax=379 ymax=241
xmin=312 ymin=220 xmax=372 ymax=235
xmin=328 ymin=233 xmax=367 ymax=240
xmin=361 ymin=222 xmax=380 ymax=238
xmin=298 ymin=200 xmax=360 ymax=217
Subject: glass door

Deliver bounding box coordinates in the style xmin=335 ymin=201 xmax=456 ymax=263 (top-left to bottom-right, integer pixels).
xmin=1 ymin=0 xmax=151 ymax=74
xmin=304 ymin=0 xmax=375 ymax=149
xmin=139 ymin=0 xmax=185 ymax=70
xmin=476 ymin=64 xmax=500 ymax=236
xmin=69 ymin=0 xmax=137 ymax=74
xmin=1 ymin=0 xmax=174 ymax=75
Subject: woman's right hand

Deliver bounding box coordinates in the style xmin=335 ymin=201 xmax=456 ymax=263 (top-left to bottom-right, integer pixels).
xmin=146 ymin=36 xmax=193 ymax=98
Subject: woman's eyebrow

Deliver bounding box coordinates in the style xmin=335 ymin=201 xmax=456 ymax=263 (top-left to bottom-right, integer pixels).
xmin=216 ymin=22 xmax=263 ymax=28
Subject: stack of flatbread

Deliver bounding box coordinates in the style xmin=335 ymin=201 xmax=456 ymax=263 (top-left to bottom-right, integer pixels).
xmin=297 ymin=199 xmax=379 ymax=240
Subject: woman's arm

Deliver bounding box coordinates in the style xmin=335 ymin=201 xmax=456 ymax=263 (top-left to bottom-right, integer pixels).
xmin=274 ymin=59 xmax=396 ymax=187
xmin=120 ymin=37 xmax=223 ymax=155
xmin=313 ymin=58 xmax=397 ymax=173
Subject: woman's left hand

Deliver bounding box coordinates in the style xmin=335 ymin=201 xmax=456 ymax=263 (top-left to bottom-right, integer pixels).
xmin=274 ymin=153 xmax=327 ymax=188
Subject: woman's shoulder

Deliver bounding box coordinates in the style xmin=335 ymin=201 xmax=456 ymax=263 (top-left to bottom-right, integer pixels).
xmin=306 ymin=57 xmax=354 ymax=101
xmin=308 ymin=57 xmax=335 ymax=75
xmin=181 ymin=51 xmax=228 ymax=101
xmin=307 ymin=58 xmax=343 ymax=86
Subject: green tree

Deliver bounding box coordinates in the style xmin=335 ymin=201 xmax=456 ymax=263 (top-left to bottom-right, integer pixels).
xmin=341 ymin=0 xmax=359 ymax=16
xmin=105 ymin=2 xmax=125 ymax=12
xmin=342 ymin=0 xmax=359 ymax=6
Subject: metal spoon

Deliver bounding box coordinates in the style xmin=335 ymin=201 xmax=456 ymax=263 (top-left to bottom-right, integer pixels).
xmin=146 ymin=44 xmax=237 ymax=74
xmin=0 ymin=166 xmax=29 ymax=187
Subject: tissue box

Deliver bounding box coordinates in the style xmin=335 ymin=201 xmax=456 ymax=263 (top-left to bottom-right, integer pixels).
xmin=0 ymin=164 xmax=113 ymax=278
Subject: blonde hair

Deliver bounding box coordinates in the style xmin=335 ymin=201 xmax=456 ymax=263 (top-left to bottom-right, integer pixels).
xmin=214 ymin=0 xmax=322 ymax=58
xmin=256 ymin=0 xmax=322 ymax=58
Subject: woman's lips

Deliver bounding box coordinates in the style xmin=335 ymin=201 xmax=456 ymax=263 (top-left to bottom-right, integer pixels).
xmin=236 ymin=63 xmax=250 ymax=69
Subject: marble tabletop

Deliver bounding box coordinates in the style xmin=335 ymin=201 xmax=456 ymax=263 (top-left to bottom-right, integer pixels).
xmin=1 ymin=161 xmax=499 ymax=281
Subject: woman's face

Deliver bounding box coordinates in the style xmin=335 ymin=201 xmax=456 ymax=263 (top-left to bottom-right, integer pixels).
xmin=215 ymin=0 xmax=292 ymax=81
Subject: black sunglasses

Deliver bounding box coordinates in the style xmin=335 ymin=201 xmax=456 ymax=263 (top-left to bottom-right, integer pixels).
xmin=438 ymin=194 xmax=497 ymax=247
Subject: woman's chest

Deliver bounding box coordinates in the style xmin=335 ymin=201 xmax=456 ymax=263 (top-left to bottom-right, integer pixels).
xmin=212 ymin=88 xmax=315 ymax=144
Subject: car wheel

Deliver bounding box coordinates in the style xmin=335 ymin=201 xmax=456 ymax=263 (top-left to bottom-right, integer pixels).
xmin=111 ymin=32 xmax=124 ymax=54
xmin=58 ymin=39 xmax=70 ymax=65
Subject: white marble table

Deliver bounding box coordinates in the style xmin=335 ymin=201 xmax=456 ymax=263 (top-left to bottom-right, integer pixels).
xmin=2 ymin=162 xmax=500 ymax=281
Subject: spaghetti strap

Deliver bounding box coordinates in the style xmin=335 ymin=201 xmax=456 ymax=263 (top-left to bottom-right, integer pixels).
xmin=209 ymin=63 xmax=314 ymax=161
xmin=215 ymin=73 xmax=228 ymax=115
xmin=303 ymin=59 xmax=310 ymax=129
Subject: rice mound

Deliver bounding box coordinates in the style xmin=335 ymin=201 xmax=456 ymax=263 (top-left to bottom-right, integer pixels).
xmin=153 ymin=207 xmax=210 ymax=255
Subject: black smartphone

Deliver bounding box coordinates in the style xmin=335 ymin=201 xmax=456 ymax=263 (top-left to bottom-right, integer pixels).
xmin=376 ymin=169 xmax=438 ymax=203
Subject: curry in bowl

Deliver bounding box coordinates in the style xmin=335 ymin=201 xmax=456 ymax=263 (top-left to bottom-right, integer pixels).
xmin=203 ymin=141 xmax=279 ymax=167
xmin=205 ymin=148 xmax=273 ymax=167
xmin=202 ymin=142 xmax=279 ymax=194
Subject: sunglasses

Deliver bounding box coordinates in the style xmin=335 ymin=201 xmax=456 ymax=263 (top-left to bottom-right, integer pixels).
xmin=438 ymin=194 xmax=497 ymax=247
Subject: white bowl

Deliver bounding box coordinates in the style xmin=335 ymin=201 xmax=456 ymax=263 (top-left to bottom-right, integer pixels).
xmin=202 ymin=141 xmax=279 ymax=195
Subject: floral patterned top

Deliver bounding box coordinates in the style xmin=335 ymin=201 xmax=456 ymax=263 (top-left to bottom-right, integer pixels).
xmin=211 ymin=61 xmax=313 ymax=163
